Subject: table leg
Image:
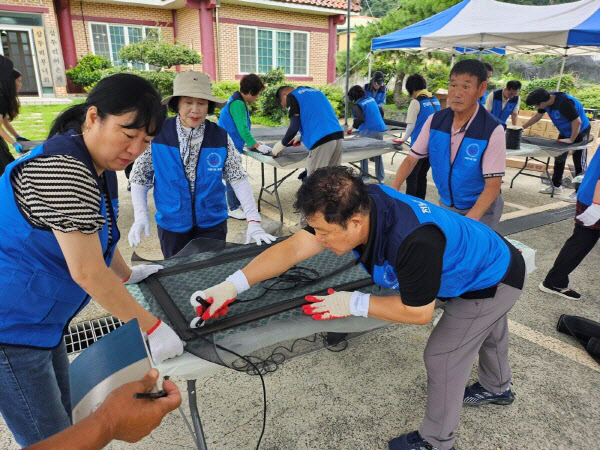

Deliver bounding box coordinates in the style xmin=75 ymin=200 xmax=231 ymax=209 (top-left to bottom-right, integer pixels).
xmin=546 ymin=157 xmax=555 ymax=198
xmin=187 ymin=379 xmax=208 ymax=450
xmin=257 ymin=162 xmax=266 ymax=213
xmin=510 ymin=157 xmax=529 ymax=189
xmin=272 ymin=167 xmax=283 ymax=223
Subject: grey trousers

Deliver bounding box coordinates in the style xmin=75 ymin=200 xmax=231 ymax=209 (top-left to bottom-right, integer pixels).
xmin=418 ymin=283 xmax=522 ymax=450
xmin=440 ymin=193 xmax=504 ymax=230
xmin=306 ymin=138 xmax=343 ymax=176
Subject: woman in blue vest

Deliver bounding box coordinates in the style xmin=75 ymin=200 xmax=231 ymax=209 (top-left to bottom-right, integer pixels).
xmin=347 ymin=84 xmax=387 ymax=183
xmin=364 ymin=70 xmax=387 ymax=117
xmin=393 ymin=74 xmax=440 ymax=199
xmin=218 ymin=73 xmax=271 ymax=220
xmin=539 ymin=146 xmax=600 ymax=300
xmin=523 ymin=88 xmax=591 ymax=201
xmin=128 ymin=71 xmax=275 ymax=259
xmin=192 ymin=166 xmax=525 ymax=450
xmin=0 ymin=74 xmax=184 ymax=447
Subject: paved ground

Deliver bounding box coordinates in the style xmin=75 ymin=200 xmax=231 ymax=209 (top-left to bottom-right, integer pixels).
xmin=1 ymin=143 xmax=599 ymax=450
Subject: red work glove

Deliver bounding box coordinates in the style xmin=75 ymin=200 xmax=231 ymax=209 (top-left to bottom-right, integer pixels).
xmin=189 ymin=281 xmax=237 ymax=327
xmin=302 ymin=288 xmax=353 ymax=320
xmin=346 ymin=128 xmax=353 ymax=135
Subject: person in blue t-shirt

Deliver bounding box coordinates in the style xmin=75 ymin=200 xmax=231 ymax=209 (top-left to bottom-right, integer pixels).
xmin=523 ymin=88 xmax=591 ymax=201
xmin=539 ymin=146 xmax=600 ymax=300
xmin=347 ymin=84 xmax=387 ymax=183
xmin=191 ymin=166 xmax=525 ymax=450
xmin=364 ymin=70 xmax=387 ymax=117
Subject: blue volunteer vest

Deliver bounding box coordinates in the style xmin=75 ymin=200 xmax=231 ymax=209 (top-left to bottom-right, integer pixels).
xmin=355 ymin=96 xmax=386 ymax=133
xmin=290 ymin=87 xmax=343 ymax=150
xmin=577 ymin=145 xmax=600 ymax=207
xmin=354 ymin=185 xmax=511 ymax=297
xmin=364 ymin=83 xmax=386 ymax=105
xmin=410 ymin=94 xmax=441 ymax=144
xmin=152 ymin=117 xmax=229 ymax=232
xmin=218 ymin=91 xmax=250 ymax=153
xmin=428 ymin=106 xmax=501 ymax=209
xmin=544 ymin=92 xmax=590 ymax=138
xmin=0 ymin=131 xmax=120 ymax=348
xmin=478 ymin=90 xmax=489 ymax=107
xmin=491 ymin=89 xmax=519 ymax=124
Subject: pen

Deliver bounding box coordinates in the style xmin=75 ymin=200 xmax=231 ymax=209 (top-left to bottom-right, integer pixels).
xmin=133 ymin=390 xmax=167 ymax=399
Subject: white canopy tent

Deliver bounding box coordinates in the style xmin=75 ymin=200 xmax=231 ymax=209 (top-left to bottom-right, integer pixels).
xmin=369 ymin=0 xmax=600 ymax=89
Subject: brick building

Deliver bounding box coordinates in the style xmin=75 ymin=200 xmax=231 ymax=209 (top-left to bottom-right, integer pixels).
xmin=0 ymin=0 xmax=360 ymax=98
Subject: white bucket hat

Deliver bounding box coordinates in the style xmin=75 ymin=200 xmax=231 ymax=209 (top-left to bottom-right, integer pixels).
xmin=161 ymin=71 xmax=226 ymax=107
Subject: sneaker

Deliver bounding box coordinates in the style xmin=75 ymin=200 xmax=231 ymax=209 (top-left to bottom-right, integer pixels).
xmin=388 ymin=430 xmax=453 ymax=450
xmin=463 ymin=381 xmax=514 ymax=407
xmin=562 ymin=191 xmax=578 ymax=203
xmin=538 ymin=281 xmax=581 ymax=299
xmin=539 ymin=185 xmax=562 ymax=194
xmin=228 ymin=208 xmax=246 ymax=220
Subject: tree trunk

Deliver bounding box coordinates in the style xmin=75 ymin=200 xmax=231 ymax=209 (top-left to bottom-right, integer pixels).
xmin=393 ymin=72 xmax=407 ymax=109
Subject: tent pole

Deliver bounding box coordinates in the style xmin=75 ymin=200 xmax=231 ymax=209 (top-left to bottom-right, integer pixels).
xmin=478 ymin=47 xmax=483 ymax=61
xmin=344 ymin=1 xmax=351 ymax=126
xmin=556 ymin=48 xmax=567 ymax=91
xmin=450 ymin=53 xmax=455 ymax=67
xmin=368 ymin=51 xmax=373 ymax=81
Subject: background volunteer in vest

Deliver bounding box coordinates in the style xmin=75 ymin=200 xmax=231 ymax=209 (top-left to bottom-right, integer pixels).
xmin=190 ymin=166 xmax=525 ymax=450
xmin=347 ymin=84 xmax=387 ymax=184
xmin=523 ymin=88 xmax=591 ymax=201
xmin=485 ymin=80 xmax=521 ymax=126
xmin=0 ymin=56 xmax=29 ymax=176
xmin=391 ymin=60 xmax=506 ymax=230
xmin=393 ymin=74 xmax=441 ymax=199
xmin=478 ymin=62 xmax=493 ymax=106
xmin=539 ymin=145 xmax=600 ymax=301
xmin=128 ymin=71 xmax=275 ymax=259
xmin=271 ymin=86 xmax=344 ymax=176
xmin=364 ymin=70 xmax=387 ymax=117
xmin=218 ymin=73 xmax=271 ymax=220
xmin=0 ymin=74 xmax=184 ymax=447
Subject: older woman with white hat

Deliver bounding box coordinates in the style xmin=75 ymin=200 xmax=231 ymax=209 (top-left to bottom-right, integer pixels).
xmin=128 ymin=71 xmax=275 ymax=258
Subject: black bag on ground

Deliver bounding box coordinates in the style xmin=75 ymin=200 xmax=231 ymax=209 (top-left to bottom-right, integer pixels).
xmin=556 ymin=314 xmax=600 ymax=364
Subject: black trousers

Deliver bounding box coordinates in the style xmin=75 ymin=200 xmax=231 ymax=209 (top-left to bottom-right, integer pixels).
xmin=405 ymin=157 xmax=431 ymax=200
xmin=544 ymin=223 xmax=600 ymax=289
xmin=551 ymin=127 xmax=590 ymax=188
xmin=157 ymin=220 xmax=227 ymax=259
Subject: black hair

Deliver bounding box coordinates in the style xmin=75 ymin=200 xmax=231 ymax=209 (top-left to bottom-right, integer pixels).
xmin=0 ymin=76 xmax=19 ymax=121
xmin=240 ymin=73 xmax=265 ymax=96
xmin=525 ymin=88 xmax=551 ymax=107
xmin=347 ymin=85 xmax=365 ymax=102
xmin=293 ymin=166 xmax=370 ymax=228
xmin=275 ymin=85 xmax=293 ymax=104
xmin=449 ymin=59 xmax=488 ymax=85
xmin=167 ymin=96 xmax=216 ymax=115
xmin=483 ymin=62 xmax=493 ymax=74
xmin=49 ymin=73 xmax=166 ymax=139
xmin=405 ymin=73 xmax=427 ymax=96
xmin=506 ymin=80 xmax=522 ymax=91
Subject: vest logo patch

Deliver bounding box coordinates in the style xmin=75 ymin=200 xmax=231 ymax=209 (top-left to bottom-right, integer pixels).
xmin=207 ymin=152 xmax=223 ymax=171
xmin=383 ymin=263 xmax=399 ymax=289
xmin=415 ymin=201 xmax=431 ymax=214
xmin=552 ymin=110 xmax=561 ymax=120
xmin=465 ymin=143 xmax=479 ymax=161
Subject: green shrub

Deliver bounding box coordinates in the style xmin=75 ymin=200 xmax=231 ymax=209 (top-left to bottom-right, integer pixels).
xmin=118 ymin=37 xmax=201 ymax=70
xmin=315 ymin=84 xmax=345 ymax=118
xmin=260 ymin=68 xmax=285 ymax=86
xmin=256 ymin=83 xmax=289 ymax=123
xmin=575 ymin=87 xmax=600 ymax=110
xmin=66 ymin=54 xmax=112 ymax=87
xmin=212 ymin=80 xmax=240 ymax=117
xmin=86 ymin=67 xmax=176 ymax=96
xmin=424 ymin=63 xmax=450 ymax=94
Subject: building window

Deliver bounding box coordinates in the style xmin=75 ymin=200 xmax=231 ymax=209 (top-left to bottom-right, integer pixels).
xmin=238 ymin=26 xmax=308 ymax=76
xmin=89 ymin=23 xmax=159 ymax=70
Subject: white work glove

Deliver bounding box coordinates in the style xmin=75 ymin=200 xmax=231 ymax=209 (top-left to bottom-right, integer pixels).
xmin=146 ymin=319 xmax=184 ymax=364
xmin=302 ymin=288 xmax=370 ymax=320
xmin=125 ymin=264 xmax=164 ymax=284
xmin=576 ymin=203 xmax=600 ymax=226
xmin=189 ymin=270 xmax=250 ymax=326
xmin=271 ymin=141 xmax=285 ymax=157
xmin=245 ymin=221 xmax=276 ymax=245
xmin=256 ymin=142 xmax=272 ymax=154
xmin=128 ymin=184 xmax=151 ymax=247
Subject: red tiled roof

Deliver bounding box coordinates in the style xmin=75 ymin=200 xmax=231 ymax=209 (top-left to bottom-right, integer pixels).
xmin=275 ymin=0 xmax=362 ymax=13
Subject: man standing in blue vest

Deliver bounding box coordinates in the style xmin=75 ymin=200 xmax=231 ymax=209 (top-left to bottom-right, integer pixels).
xmin=392 ymin=60 xmax=506 ymax=229
xmin=522 ymin=88 xmax=591 ymax=202
xmin=364 ymin=70 xmax=387 ymax=117
xmin=478 ymin=62 xmax=493 ymax=106
xmin=393 ymin=73 xmax=441 ymax=199
xmin=485 ymin=80 xmax=521 ymax=126
xmin=271 ymin=86 xmax=344 ymax=176
xmin=191 ymin=166 xmax=525 ymax=450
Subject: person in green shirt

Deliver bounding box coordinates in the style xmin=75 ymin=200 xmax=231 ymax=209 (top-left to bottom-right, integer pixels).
xmin=218 ymin=74 xmax=271 ymax=220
